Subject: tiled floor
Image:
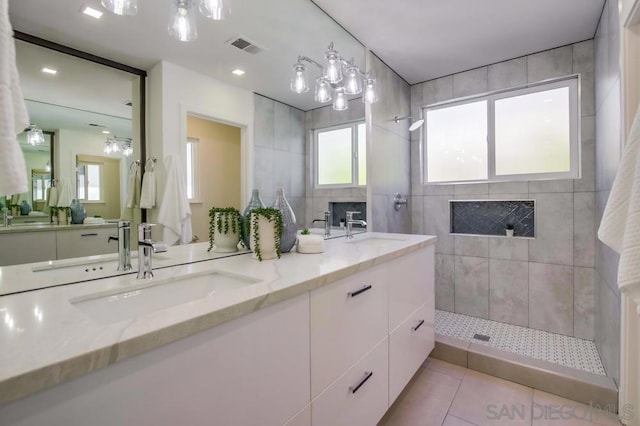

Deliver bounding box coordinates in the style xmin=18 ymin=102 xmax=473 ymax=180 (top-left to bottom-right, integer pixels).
xmin=435 ymin=310 xmax=606 ymax=376
xmin=379 ymin=358 xmax=621 ymax=426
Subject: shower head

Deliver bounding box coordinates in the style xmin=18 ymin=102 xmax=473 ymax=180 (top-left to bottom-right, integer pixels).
xmin=393 ymin=115 xmax=424 ymax=132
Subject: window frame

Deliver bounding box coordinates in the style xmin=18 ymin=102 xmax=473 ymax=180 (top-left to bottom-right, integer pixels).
xmin=423 ymin=75 xmax=581 ymax=185
xmin=186 ymin=137 xmax=200 ymax=203
xmin=76 ymin=160 xmax=103 ymax=203
xmin=313 ymin=121 xmax=366 ymax=188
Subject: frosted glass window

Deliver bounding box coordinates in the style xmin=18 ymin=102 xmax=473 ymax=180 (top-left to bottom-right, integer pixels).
xmin=87 ymin=164 xmax=101 ymax=201
xmin=426 ymin=100 xmax=488 ymax=182
xmin=495 ymin=87 xmax=570 ymax=175
xmin=314 ymin=121 xmax=366 ymax=187
xmin=76 ymin=162 xmax=102 ymax=201
xmin=186 ymin=138 xmax=198 ymax=200
xmin=77 ymin=165 xmax=86 ymax=200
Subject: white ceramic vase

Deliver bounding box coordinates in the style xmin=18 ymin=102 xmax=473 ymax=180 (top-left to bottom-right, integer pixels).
xmin=212 ymin=213 xmax=240 ymax=253
xmin=506 ymin=229 xmax=514 ymax=237
xmin=250 ymin=213 xmax=278 ymax=260
xmin=296 ymin=234 xmax=324 ymax=254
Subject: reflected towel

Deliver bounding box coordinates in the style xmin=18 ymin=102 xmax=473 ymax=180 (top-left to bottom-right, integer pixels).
xmin=140 ymin=170 xmax=156 ymax=209
xmin=55 ymin=178 xmax=73 ymax=207
xmin=125 ymin=163 xmax=140 ymax=208
xmin=0 ymin=0 xmax=29 ymax=196
xmin=47 ymin=186 xmax=58 ymax=207
xmin=598 ymin=105 xmax=640 ymax=293
xmin=157 ymin=155 xmax=192 ymax=245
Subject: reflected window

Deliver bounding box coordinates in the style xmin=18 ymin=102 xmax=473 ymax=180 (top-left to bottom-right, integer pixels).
xmin=314 ymin=122 xmax=366 ymax=187
xmin=186 ymin=137 xmax=198 ymax=201
xmin=77 ymin=162 xmax=102 ymax=201
xmin=424 ymin=76 xmax=579 ymax=184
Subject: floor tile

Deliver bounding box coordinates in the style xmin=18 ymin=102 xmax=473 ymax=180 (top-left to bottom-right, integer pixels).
xmin=424 ymin=357 xmax=468 ymax=380
xmin=533 ymin=390 xmax=621 ymax=426
xmin=443 ymin=414 xmax=480 ymax=426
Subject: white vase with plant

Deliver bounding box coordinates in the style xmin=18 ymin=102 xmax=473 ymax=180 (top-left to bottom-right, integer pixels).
xmin=249 ymin=207 xmax=283 ymax=261
xmin=208 ymin=207 xmax=243 ymax=253
xmin=296 ymin=228 xmax=324 ymax=254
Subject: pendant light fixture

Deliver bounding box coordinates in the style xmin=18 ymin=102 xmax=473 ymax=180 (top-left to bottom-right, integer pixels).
xmin=169 ymin=0 xmax=197 ymax=42
xmin=103 ymin=137 xmax=133 ymax=156
xmin=100 ymin=0 xmax=138 ymax=16
xmin=290 ymin=42 xmax=378 ymax=111
xmin=199 ymin=0 xmax=229 ymax=20
xmin=26 ymin=124 xmax=44 ymax=146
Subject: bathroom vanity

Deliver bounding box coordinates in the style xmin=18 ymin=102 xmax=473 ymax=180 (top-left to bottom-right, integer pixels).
xmin=0 ymin=232 xmax=436 ymax=426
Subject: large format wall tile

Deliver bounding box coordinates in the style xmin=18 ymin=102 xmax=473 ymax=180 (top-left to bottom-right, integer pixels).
xmin=254 ymin=95 xmax=274 ymax=148
xmin=573 ymin=40 xmax=595 ymax=117
xmin=574 ymin=267 xmax=595 ymax=340
xmin=453 ymin=67 xmax=488 ymax=98
xmin=436 ymin=254 xmax=455 ymax=311
xmin=488 ymin=57 xmax=527 ymax=91
xmin=574 ymin=192 xmax=595 ymax=267
xmin=423 ymin=76 xmax=453 ymax=106
xmin=527 ymin=45 xmax=573 ymax=83
xmin=575 ymin=115 xmax=596 ymax=192
xmin=528 ymin=193 xmax=574 ymax=266
xmin=455 ymin=256 xmax=489 ymax=319
xmin=424 ymin=195 xmax=454 ymax=254
xmin=455 ymin=236 xmax=489 ymax=258
xmin=529 ymin=262 xmax=574 ymax=336
xmin=489 ymin=237 xmax=529 ymax=262
xmin=490 ymin=259 xmax=529 ymax=326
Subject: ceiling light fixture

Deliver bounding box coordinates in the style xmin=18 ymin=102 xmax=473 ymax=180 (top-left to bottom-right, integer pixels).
xmin=26 ymin=124 xmax=45 ymax=146
xmin=81 ymin=5 xmax=104 ymax=19
xmin=291 ymin=42 xmax=378 ymax=111
xmin=103 ymin=136 xmax=133 ymax=157
xmin=102 ymin=130 xmax=111 ymax=134
xmin=45 ymin=161 xmax=51 ymax=172
xmin=40 ymin=67 xmax=57 ymax=75
xmin=100 ymin=0 xmax=230 ymax=42
xmin=231 ymin=68 xmax=245 ymax=76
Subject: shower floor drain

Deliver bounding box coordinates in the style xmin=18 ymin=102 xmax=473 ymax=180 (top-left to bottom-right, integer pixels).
xmin=473 ymin=333 xmax=490 ymax=342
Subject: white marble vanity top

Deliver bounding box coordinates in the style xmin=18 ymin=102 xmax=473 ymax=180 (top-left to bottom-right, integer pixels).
xmin=0 ymin=232 xmax=436 ymax=405
xmin=0 ymin=221 xmax=117 ymax=234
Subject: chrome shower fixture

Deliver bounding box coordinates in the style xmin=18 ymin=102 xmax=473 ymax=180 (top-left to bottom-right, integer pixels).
xmin=394 ymin=115 xmax=424 ymax=132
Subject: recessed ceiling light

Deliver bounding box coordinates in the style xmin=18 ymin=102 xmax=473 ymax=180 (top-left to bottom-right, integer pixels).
xmin=40 ymin=67 xmax=58 ymax=75
xmin=81 ymin=5 xmax=103 ymax=19
xmin=102 ymin=130 xmax=111 ymax=134
xmin=232 ymin=69 xmax=245 ymax=76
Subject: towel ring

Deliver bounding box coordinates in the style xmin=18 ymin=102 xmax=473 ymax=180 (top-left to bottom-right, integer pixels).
xmin=129 ymin=160 xmax=140 ymax=173
xmin=145 ymin=157 xmax=157 ymax=172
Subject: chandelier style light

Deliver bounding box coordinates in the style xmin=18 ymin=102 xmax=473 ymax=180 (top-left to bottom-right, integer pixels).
xmin=26 ymin=124 xmax=45 ymax=146
xmin=100 ymin=0 xmax=229 ymax=42
xmin=290 ymin=42 xmax=378 ymax=111
xmin=103 ymin=137 xmax=133 ymax=157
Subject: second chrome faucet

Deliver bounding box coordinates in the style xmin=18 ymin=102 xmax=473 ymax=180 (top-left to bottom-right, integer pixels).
xmin=137 ymin=223 xmax=168 ymax=279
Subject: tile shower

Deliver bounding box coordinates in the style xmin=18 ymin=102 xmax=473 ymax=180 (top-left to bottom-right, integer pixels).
xmin=409 ymin=38 xmax=612 ymax=380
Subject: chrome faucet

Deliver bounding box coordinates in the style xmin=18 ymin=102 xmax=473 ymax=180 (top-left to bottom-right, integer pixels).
xmin=137 ymin=223 xmax=168 ymax=279
xmin=312 ymin=211 xmax=331 ymax=238
xmin=108 ymin=220 xmax=132 ymax=272
xmin=2 ymin=209 xmax=12 ymax=227
xmin=346 ymin=211 xmax=367 ymax=239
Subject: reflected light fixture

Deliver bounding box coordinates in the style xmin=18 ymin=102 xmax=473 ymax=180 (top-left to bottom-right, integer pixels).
xmin=100 ymin=0 xmax=230 ymax=42
xmin=26 ymin=124 xmax=45 ymax=146
xmin=45 ymin=161 xmax=51 ymax=172
xmin=290 ymin=42 xmax=378 ymax=111
xmin=231 ymin=68 xmax=245 ymax=76
xmin=103 ymin=137 xmax=133 ymax=157
xmin=81 ymin=5 xmax=104 ymax=19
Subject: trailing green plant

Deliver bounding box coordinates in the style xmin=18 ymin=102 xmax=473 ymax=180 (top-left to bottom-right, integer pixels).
xmin=505 ymin=223 xmax=514 ymax=230
xmin=208 ymin=207 xmax=244 ymax=252
xmin=300 ymin=228 xmax=310 ymax=235
xmin=250 ymin=207 xmax=283 ymax=261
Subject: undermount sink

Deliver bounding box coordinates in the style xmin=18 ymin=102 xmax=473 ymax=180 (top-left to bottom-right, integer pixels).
xmin=70 ymin=269 xmax=261 ymax=324
xmin=346 ymin=235 xmax=407 ymax=247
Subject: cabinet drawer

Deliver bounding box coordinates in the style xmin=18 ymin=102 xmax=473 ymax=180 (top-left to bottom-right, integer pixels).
xmin=312 ymin=338 xmax=388 ymax=426
xmin=389 ymin=301 xmax=435 ymax=404
xmin=310 ymin=266 xmax=388 ymax=397
xmin=0 ymin=231 xmax=56 ymax=266
xmin=388 ymin=245 xmax=434 ymax=332
xmin=56 ymin=227 xmax=117 ymax=260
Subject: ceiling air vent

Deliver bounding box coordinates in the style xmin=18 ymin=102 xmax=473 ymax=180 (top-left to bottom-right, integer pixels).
xmin=227 ymin=36 xmax=263 ymax=55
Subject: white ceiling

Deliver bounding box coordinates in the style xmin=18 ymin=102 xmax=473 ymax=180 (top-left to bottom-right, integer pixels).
xmin=8 ymin=0 xmax=605 ymax=110
xmin=313 ymin=0 xmax=606 ymax=84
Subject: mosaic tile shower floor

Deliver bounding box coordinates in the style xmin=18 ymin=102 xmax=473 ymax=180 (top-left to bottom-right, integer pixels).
xmin=435 ymin=310 xmax=606 ymax=376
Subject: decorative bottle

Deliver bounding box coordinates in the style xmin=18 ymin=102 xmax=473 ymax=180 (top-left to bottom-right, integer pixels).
xmin=70 ymin=199 xmax=87 ymax=224
xmin=272 ymin=187 xmax=297 ymax=253
xmin=242 ymin=189 xmax=265 ymax=249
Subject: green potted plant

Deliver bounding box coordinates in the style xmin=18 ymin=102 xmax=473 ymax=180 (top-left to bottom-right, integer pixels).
xmin=296 ymin=228 xmax=324 ymax=254
xmin=208 ymin=207 xmax=244 ymax=253
xmin=250 ymin=207 xmax=283 ymax=261
xmin=505 ymin=223 xmax=514 ymax=237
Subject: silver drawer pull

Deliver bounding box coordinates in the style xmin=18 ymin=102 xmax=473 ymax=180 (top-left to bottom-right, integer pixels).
xmin=348 ymin=284 xmax=372 ymax=297
xmin=412 ymin=319 xmax=425 ymax=331
xmin=81 ymin=233 xmax=99 ymax=237
xmin=349 ymin=371 xmax=373 ymax=394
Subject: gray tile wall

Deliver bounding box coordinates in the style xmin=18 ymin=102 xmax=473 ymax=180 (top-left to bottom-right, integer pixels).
xmin=410 ymin=41 xmax=597 ymax=342
xmin=253 ymin=94 xmax=306 ymax=224
xmin=303 ymin=99 xmax=366 ymax=228
xmin=594 ymin=0 xmax=622 ymax=385
xmin=368 ymin=52 xmax=411 ymax=233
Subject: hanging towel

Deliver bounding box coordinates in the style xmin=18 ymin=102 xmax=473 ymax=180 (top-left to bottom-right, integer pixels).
xmin=598 ymin=105 xmax=640 ymax=294
xmin=158 ymin=155 xmax=192 ymax=245
xmin=140 ymin=169 xmax=156 ymax=209
xmin=0 ymin=0 xmax=30 ymax=196
xmin=47 ymin=186 xmax=58 ymax=207
xmin=55 ymin=178 xmax=73 ymax=207
xmin=125 ymin=162 xmax=141 ymax=208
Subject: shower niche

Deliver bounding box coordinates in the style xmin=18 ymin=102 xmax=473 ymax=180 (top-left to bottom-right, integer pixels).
xmin=450 ymin=200 xmax=535 ymax=238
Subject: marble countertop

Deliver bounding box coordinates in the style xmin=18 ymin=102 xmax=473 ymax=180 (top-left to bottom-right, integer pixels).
xmin=0 ymin=221 xmax=117 ymax=234
xmin=0 ymin=232 xmax=436 ymax=405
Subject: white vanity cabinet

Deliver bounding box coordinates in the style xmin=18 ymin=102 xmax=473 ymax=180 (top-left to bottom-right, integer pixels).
xmin=0 ymin=293 xmax=311 ymax=426
xmin=56 ymin=227 xmax=116 ymax=259
xmin=0 ymin=231 xmax=56 ymax=266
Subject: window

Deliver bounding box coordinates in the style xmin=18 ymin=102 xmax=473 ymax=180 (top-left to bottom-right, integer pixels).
xmin=76 ymin=161 xmax=102 ymax=201
xmin=186 ymin=137 xmax=198 ymax=201
xmin=424 ymin=76 xmax=579 ymax=184
xmin=314 ymin=122 xmax=366 ymax=187
xmin=31 ymin=170 xmax=51 ymax=202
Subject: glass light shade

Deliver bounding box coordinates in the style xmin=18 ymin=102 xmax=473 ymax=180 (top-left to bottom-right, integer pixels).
xmin=27 ymin=124 xmax=44 ymax=146
xmin=323 ymin=49 xmax=343 ymax=84
xmin=199 ymin=0 xmax=229 ymax=20
xmin=363 ymin=77 xmax=379 ymax=104
xmin=168 ymin=0 xmax=198 ymax=42
xmin=45 ymin=161 xmax=51 ymax=172
xmin=122 ymin=143 xmax=133 ymax=157
xmin=343 ymin=65 xmax=362 ymax=95
xmin=110 ymin=139 xmax=121 ymax=153
xmin=314 ymin=77 xmax=332 ymax=103
xmin=333 ymin=89 xmax=348 ymax=111
xmin=100 ymin=0 xmax=137 ymax=16
xmin=290 ymin=63 xmax=309 ymax=94
xmin=103 ymin=141 xmax=112 ymax=154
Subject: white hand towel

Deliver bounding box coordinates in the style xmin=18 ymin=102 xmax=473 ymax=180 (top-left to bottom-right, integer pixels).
xmin=47 ymin=186 xmax=58 ymax=207
xmin=55 ymin=178 xmax=73 ymax=207
xmin=0 ymin=0 xmax=30 ymax=196
xmin=140 ymin=170 xmax=156 ymax=209
xmin=158 ymin=155 xmax=192 ymax=245
xmin=125 ymin=163 xmax=140 ymax=209
xmin=598 ymin=105 xmax=640 ymax=294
